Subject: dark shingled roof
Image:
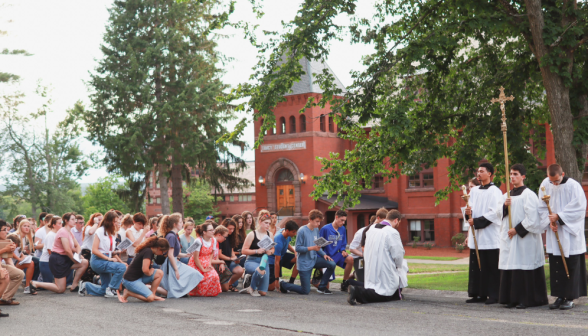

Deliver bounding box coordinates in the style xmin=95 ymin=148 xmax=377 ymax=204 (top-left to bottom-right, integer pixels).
xmin=280 ymin=56 xmax=347 ymax=96
xmin=319 ymin=194 xmax=398 ymax=211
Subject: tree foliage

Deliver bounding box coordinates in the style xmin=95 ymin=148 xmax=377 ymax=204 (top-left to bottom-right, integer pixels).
xmin=183 ymin=180 xmax=219 ymax=223
xmin=84 ymin=0 xmax=248 ymax=216
xmin=81 ymin=176 xmax=130 ymax=219
xmin=226 ymin=0 xmax=588 ymax=208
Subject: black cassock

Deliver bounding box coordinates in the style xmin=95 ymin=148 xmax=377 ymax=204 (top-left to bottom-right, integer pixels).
xmin=548 ymin=253 xmax=587 ymax=300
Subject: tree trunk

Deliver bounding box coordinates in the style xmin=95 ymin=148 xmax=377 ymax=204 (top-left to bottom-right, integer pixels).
xmin=171 ymin=163 xmax=184 ymax=216
xmin=525 ymin=0 xmax=582 ymax=181
xmin=577 ymin=94 xmax=588 ymax=175
xmin=159 ymin=163 xmax=170 ymax=215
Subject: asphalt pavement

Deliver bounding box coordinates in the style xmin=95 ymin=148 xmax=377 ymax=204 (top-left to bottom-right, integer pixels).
xmin=2 ymin=286 xmax=588 ymax=335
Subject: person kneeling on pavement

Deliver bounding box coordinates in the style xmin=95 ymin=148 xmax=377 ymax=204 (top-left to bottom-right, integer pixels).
xmin=347 ymin=210 xmax=408 ymax=305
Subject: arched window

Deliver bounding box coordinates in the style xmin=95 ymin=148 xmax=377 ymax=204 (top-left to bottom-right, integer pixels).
xmin=328 ymin=116 xmax=334 ymax=132
xmin=289 ymin=116 xmax=296 ymax=133
xmin=300 ymin=114 xmax=306 ymax=132
xmin=277 ymin=169 xmax=294 ymax=182
xmin=280 ymin=117 xmax=286 ymax=134
xmin=357 ymin=214 xmax=365 ymax=230
xmin=320 ymin=115 xmax=326 ymax=132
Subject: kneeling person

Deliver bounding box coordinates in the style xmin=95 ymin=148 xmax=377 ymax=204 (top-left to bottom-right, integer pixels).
xmin=319 ymin=210 xmax=354 ymax=291
xmin=348 ymin=210 xmax=406 ymax=305
xmin=269 ymin=220 xmax=299 ymax=291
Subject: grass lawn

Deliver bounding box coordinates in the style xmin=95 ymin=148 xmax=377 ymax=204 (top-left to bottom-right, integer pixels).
xmin=409 ymin=264 xmax=468 ymax=273
xmin=405 ymin=256 xmax=460 ymax=261
xmin=408 ymin=272 xmax=470 ymax=291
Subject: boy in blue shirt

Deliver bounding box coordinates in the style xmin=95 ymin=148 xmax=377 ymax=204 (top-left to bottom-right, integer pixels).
xmin=267 ymin=220 xmax=299 ymax=291
xmin=319 ymin=210 xmax=354 ymax=291
xmin=280 ymin=210 xmax=336 ymax=295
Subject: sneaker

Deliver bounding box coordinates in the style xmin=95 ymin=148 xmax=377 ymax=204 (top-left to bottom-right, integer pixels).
xmin=104 ymin=288 xmax=116 ymax=298
xmin=23 ymin=286 xmax=30 ymax=294
xmin=250 ymin=289 xmax=261 ymax=297
xmin=242 ymin=274 xmax=251 ymax=289
xmin=340 ymin=280 xmax=349 ymax=292
xmin=279 ymin=281 xmax=288 ymax=294
xmin=317 ymin=288 xmax=333 ymax=295
xmin=78 ymin=281 xmax=87 ymax=297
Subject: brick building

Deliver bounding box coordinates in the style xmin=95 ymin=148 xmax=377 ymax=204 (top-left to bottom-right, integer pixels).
xmin=254 ymin=57 xmax=588 ymax=247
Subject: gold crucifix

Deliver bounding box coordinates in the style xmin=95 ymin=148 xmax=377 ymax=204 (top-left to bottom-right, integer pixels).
xmin=491 ymin=86 xmax=515 ymax=229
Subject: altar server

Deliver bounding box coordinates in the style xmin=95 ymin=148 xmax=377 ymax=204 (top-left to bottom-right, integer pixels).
xmin=538 ymin=164 xmax=587 ymax=310
xmin=465 ymin=162 xmax=503 ymax=304
xmin=498 ymin=164 xmax=548 ymax=309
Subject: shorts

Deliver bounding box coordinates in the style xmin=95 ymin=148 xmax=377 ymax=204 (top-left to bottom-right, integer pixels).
xmin=269 ymin=253 xmax=296 ymax=283
xmin=228 ymin=261 xmax=241 ymax=272
xmin=122 ymin=272 xmax=156 ymax=298
xmin=330 ymin=253 xmax=347 ymax=269
xmin=49 ymin=253 xmax=74 ymax=279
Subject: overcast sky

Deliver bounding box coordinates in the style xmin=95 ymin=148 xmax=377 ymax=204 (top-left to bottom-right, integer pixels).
xmin=0 ymin=0 xmax=374 ymax=183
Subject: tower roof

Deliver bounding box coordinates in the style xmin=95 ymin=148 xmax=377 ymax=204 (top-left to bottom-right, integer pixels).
xmin=281 ymin=56 xmax=347 ymax=96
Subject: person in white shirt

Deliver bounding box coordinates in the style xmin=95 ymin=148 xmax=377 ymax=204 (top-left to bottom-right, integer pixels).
xmin=38 ymin=216 xmax=61 ymax=284
xmin=81 ymin=213 xmax=103 ymax=252
xmin=498 ymin=164 xmax=548 ymax=309
xmin=538 ymin=163 xmax=588 ymax=310
xmin=34 ymin=214 xmax=53 ymax=259
xmin=347 ymin=210 xmax=406 ymax=305
xmin=126 ymin=213 xmax=150 ymax=265
xmin=464 ymin=163 xmax=503 ymax=305
xmin=79 ymin=211 xmax=127 ymax=298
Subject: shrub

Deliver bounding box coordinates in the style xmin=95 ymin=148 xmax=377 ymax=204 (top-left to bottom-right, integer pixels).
xmin=412 ymin=236 xmax=420 ymax=248
xmin=455 ymin=243 xmax=466 ymax=253
xmin=451 ymin=233 xmax=466 ymax=246
xmin=424 ymin=242 xmax=433 ymax=250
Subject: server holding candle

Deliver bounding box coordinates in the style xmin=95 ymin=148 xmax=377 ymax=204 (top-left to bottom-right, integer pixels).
xmin=538 ymin=164 xmax=587 ymax=310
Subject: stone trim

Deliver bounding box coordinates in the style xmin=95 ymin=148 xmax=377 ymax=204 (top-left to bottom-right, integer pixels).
xmin=265 ymin=158 xmax=303 ymax=216
xmin=404 ymin=187 xmax=436 ymax=193
xmin=255 ymin=131 xmax=338 ymax=141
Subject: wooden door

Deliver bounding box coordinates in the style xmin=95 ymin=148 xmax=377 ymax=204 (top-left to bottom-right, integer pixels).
xmin=277 ymin=185 xmax=295 ymax=210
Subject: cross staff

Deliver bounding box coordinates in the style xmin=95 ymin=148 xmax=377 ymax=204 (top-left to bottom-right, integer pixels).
xmin=491 ymin=86 xmax=515 ymax=229
xmin=541 ymin=186 xmax=569 ymax=279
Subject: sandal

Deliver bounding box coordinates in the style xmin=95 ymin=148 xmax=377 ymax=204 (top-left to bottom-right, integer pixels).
xmin=228 ymin=285 xmax=238 ymax=292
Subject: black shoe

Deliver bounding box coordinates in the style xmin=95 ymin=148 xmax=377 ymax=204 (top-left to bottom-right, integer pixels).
xmin=347 ymin=285 xmax=357 ymax=306
xmin=289 ymin=277 xmax=295 ymax=284
xmin=516 ymin=303 xmax=527 ymax=309
xmin=504 ymin=302 xmax=517 ymax=308
xmin=341 ymin=280 xmax=349 ymax=292
xmin=549 ymin=297 xmax=565 ymax=310
xmin=317 ymin=288 xmax=332 ymax=295
xmin=485 ymin=298 xmax=498 ymax=305
xmin=279 ymin=281 xmax=288 ymax=294
xmin=242 ymin=274 xmax=251 ymax=289
xmin=466 ymin=296 xmax=486 ymax=303
xmin=0 ymin=311 xmax=8 ymax=317
xmin=560 ymin=300 xmax=575 ymax=310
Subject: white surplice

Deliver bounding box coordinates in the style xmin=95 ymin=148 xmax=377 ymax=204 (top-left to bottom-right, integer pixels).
xmin=538 ymin=177 xmax=587 ymax=257
xmin=364 ymin=225 xmax=406 ymax=296
xmin=499 ymin=187 xmax=545 ymax=270
xmin=467 ymin=183 xmax=504 ymax=250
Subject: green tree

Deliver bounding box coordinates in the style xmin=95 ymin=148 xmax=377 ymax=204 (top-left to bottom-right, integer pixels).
xmin=84 ymin=0 xmax=246 ymax=217
xmin=81 ymin=176 xmax=130 ymax=219
xmin=0 ymin=86 xmax=90 ymax=216
xmin=183 ymin=180 xmax=219 ymax=223
xmin=227 ymin=0 xmax=588 ymax=208
xmin=0 ymin=7 xmax=33 ymax=83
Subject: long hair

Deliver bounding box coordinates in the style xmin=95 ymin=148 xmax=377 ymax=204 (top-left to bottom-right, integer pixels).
xmin=256 ymin=210 xmax=271 ymax=231
xmin=157 ymin=215 xmax=173 ymax=237
xmin=135 ymin=236 xmax=170 ymax=254
xmin=195 ymin=222 xmax=213 ymax=237
xmin=101 ymin=210 xmax=118 ymax=236
xmin=121 ymin=214 xmax=134 ymax=229
xmin=48 ymin=216 xmax=62 ymax=230
xmin=83 ymin=213 xmax=103 ymax=241
xmin=16 ymin=219 xmax=35 ymax=253
xmin=241 ymin=211 xmax=255 ymax=231
xmin=221 ymin=218 xmax=237 ymax=248
xmin=62 ymin=213 xmax=76 ymax=226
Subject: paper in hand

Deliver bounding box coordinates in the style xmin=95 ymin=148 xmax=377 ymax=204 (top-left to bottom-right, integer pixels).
xmin=313 ymin=237 xmax=333 ymax=248
xmin=257 ymin=235 xmax=277 ymax=250
xmin=116 ymin=238 xmax=133 ymax=251
xmin=73 ymin=253 xmax=81 ymax=263
xmin=186 ymin=239 xmax=202 ymax=255
xmin=18 ymin=255 xmax=33 ymax=265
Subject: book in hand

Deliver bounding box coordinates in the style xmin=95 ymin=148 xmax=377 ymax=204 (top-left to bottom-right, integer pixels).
xmin=235 ymin=254 xmax=247 ymax=261
xmin=18 ymin=255 xmax=33 ymax=265
xmin=257 ymin=235 xmax=277 ymax=250
xmin=116 ymin=238 xmax=133 ymax=251
xmin=313 ymin=237 xmax=333 ymax=248
xmin=186 ymin=239 xmax=202 ymax=255
xmin=73 ymin=253 xmax=81 ymax=263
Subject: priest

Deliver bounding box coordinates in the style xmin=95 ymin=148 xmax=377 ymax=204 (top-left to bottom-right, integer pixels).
xmin=538 ymin=164 xmax=587 ymax=310
xmin=498 ymin=164 xmax=548 ymax=309
xmin=465 ymin=162 xmax=503 ymax=304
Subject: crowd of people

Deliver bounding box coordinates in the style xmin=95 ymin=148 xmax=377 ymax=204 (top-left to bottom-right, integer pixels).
xmin=0 ymin=161 xmax=586 ymax=318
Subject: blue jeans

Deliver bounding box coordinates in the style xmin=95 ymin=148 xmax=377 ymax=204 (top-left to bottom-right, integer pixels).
xmin=126 ymin=257 xmax=133 ymax=265
xmin=281 ymin=257 xmax=336 ymax=294
xmin=40 ymin=261 xmax=54 ymax=283
xmin=85 ymin=255 xmax=126 ymax=296
xmin=244 ymin=256 xmax=270 ymax=292
xmin=179 ymin=257 xmax=190 ymax=265
xmin=122 ymin=273 xmax=155 ymax=298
